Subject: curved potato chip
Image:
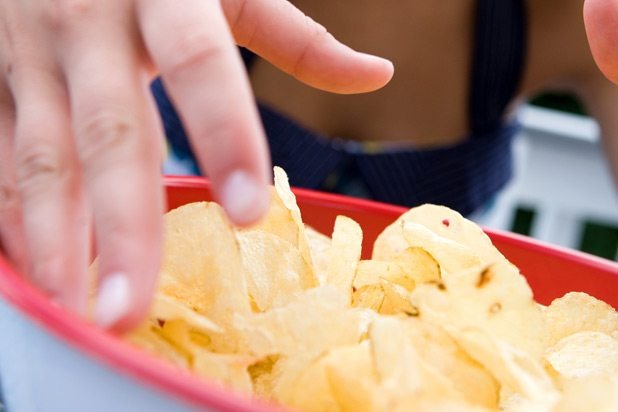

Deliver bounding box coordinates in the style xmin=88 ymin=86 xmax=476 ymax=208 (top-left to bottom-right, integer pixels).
xmin=305 ymin=225 xmax=332 ymax=284
xmin=354 ymin=260 xmax=411 ymax=290
xmin=324 ymin=216 xmax=363 ymax=303
xmin=402 ymin=221 xmax=482 ymax=274
xmin=352 ymin=283 xmax=385 ymax=312
xmin=369 ymin=317 xmax=467 ymax=405
xmin=449 ymin=327 xmax=559 ymax=408
xmin=545 ymin=331 xmax=618 ymax=380
xmin=159 ymin=202 xmax=250 ymax=320
xmin=273 ymin=167 xmax=315 ymax=272
xmin=238 ymin=230 xmax=314 ymax=312
xmin=555 ymin=376 xmax=618 ymax=412
xmin=400 ymin=317 xmax=499 ymax=408
xmin=282 ymin=342 xmax=378 ymax=412
xmin=543 ymin=292 xmax=618 ymax=346
xmin=234 ymin=286 xmax=374 ymax=358
xmin=150 ymin=293 xmax=222 ymax=334
xmin=394 ymin=247 xmax=441 ymax=285
xmin=410 ymin=261 xmax=546 ymax=360
xmin=373 ymin=204 xmax=504 ymax=266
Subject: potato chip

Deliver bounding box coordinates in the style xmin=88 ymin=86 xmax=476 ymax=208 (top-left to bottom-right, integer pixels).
xmin=324 ymin=215 xmax=363 ymax=303
xmin=126 ymin=323 xmax=191 ymax=368
xmin=158 ymin=202 xmax=251 ymax=351
xmin=304 ymin=225 xmax=332 ymax=284
xmin=273 ymin=167 xmax=315 ymax=272
xmin=554 ymin=376 xmax=618 ymax=412
xmin=282 ymin=342 xmax=378 ymax=412
xmin=369 ymin=317 xmax=469 ymax=406
xmin=238 ymin=230 xmax=313 ymax=311
xmin=378 ymin=281 xmax=418 ymax=316
xmin=402 ymin=221 xmax=483 ymax=274
xmin=401 ymin=317 xmax=499 ymax=408
xmin=150 ymin=293 xmax=222 ymax=334
xmin=393 ymin=246 xmax=442 ymax=285
xmin=234 ymin=286 xmax=374 ymax=358
xmin=353 ymin=260 xmax=409 ymax=290
xmin=545 ymin=331 xmax=618 ymax=380
xmin=449 ymin=327 xmax=559 ymax=409
xmin=351 ymin=283 xmax=385 ymax=312
xmin=373 ymin=204 xmax=505 ymax=266
xmin=245 ymin=186 xmax=298 ymax=246
xmin=119 ymin=168 xmax=618 ymax=412
xmin=192 ymin=350 xmax=255 ymax=394
xmin=543 ymin=292 xmax=618 ymax=346
xmin=410 ymin=261 xmax=547 ymax=360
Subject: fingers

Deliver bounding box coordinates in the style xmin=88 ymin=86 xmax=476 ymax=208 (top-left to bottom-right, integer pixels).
xmin=9 ymin=64 xmax=91 ymax=313
xmin=584 ymin=0 xmax=618 ymax=84
xmin=0 ymin=81 xmax=27 ymax=273
xmin=138 ymin=0 xmax=271 ymax=226
xmin=223 ymin=0 xmax=394 ymax=94
xmin=62 ymin=19 xmax=165 ymax=330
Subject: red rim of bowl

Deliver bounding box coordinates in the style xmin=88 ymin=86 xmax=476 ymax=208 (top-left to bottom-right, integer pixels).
xmin=0 ymin=175 xmax=616 ymax=410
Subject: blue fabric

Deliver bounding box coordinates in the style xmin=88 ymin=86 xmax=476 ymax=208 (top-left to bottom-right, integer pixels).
xmin=257 ymin=103 xmax=515 ymax=217
xmin=153 ymin=0 xmax=525 ymax=216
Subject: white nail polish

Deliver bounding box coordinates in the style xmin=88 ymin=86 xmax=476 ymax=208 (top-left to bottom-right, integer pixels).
xmin=220 ymin=171 xmax=268 ymax=225
xmin=95 ymin=273 xmax=131 ymax=328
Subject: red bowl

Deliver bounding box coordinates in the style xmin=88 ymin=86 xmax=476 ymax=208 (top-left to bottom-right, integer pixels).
xmin=0 ymin=175 xmax=616 ymax=411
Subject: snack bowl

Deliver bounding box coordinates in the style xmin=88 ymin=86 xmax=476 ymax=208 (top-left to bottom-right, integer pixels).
xmin=0 ymin=175 xmax=616 ymax=412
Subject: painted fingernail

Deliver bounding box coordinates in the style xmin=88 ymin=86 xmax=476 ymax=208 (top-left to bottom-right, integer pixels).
xmin=220 ymin=170 xmax=269 ymax=225
xmin=95 ymin=272 xmax=131 ymax=329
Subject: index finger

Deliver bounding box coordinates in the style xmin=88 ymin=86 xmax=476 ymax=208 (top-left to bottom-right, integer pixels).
xmin=138 ymin=0 xmax=272 ymax=226
xmin=224 ymin=0 xmax=394 ymax=93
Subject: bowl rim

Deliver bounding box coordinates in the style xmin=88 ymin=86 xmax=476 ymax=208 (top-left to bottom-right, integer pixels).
xmin=0 ymin=175 xmax=616 ymax=410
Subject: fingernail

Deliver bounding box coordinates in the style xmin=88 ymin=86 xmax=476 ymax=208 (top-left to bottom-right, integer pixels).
xmin=220 ymin=170 xmax=269 ymax=225
xmin=95 ymin=272 xmax=131 ymax=328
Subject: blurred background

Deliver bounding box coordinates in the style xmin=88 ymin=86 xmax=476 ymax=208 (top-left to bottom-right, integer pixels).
xmin=475 ymin=93 xmax=618 ymax=261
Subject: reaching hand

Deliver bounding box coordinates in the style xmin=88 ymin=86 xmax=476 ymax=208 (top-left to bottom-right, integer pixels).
xmin=0 ymin=0 xmax=393 ymax=330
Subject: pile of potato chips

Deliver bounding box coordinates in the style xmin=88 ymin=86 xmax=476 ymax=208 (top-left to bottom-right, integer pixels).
xmin=126 ymin=167 xmax=618 ymax=411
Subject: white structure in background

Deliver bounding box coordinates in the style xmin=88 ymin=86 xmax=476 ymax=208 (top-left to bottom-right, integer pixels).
xmin=477 ymin=104 xmax=618 ymax=255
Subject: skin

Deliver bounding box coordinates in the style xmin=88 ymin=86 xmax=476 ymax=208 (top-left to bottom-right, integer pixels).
xmin=0 ymin=0 xmax=393 ymax=331
xmin=250 ymin=0 xmax=618 ymax=182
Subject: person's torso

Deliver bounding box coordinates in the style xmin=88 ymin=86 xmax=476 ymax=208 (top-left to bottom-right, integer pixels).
xmin=249 ymin=0 xmax=595 ymax=148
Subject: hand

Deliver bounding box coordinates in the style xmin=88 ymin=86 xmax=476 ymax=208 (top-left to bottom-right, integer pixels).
xmin=0 ymin=0 xmax=393 ymax=330
xmin=585 ymin=0 xmax=618 ymax=84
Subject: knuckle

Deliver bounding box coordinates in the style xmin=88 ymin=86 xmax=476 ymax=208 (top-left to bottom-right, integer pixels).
xmin=0 ymin=178 xmax=20 ymax=214
xmin=163 ymin=32 xmax=225 ymax=77
xmin=42 ymin=0 xmax=96 ymax=33
xmin=76 ymin=110 xmax=138 ymax=164
xmin=292 ymin=17 xmax=329 ymax=76
xmin=15 ymin=143 xmax=66 ymax=194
